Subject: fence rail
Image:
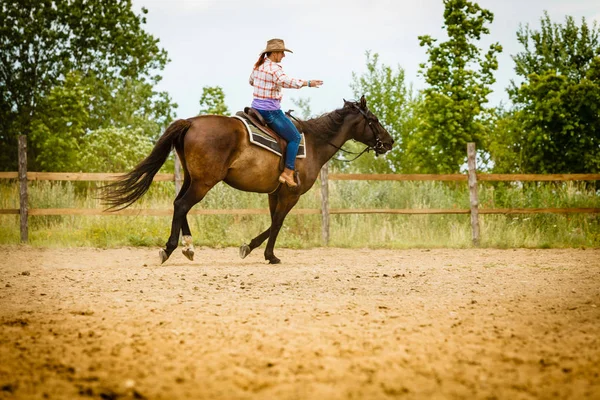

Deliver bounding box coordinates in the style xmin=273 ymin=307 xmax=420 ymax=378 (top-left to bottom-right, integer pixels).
xmin=4 ymin=171 xmax=599 ymax=182
xmin=0 ymin=172 xmax=175 ymax=181
xmin=2 ymin=206 xmax=598 ymax=217
xmin=1 ymin=136 xmax=599 ymax=244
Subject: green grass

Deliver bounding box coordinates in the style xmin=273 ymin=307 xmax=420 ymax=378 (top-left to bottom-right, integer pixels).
xmin=0 ymin=179 xmax=598 ymax=248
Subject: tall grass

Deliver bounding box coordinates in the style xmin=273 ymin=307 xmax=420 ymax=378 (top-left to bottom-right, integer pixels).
xmin=0 ymin=179 xmax=598 ymax=248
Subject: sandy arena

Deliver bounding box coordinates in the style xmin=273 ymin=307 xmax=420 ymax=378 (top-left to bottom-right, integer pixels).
xmin=0 ymin=246 xmax=599 ymax=399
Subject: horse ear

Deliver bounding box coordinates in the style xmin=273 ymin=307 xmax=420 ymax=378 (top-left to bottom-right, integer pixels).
xmin=360 ymin=95 xmax=367 ymax=108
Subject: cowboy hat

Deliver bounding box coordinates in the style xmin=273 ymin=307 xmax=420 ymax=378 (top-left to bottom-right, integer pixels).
xmin=260 ymin=38 xmax=293 ymax=55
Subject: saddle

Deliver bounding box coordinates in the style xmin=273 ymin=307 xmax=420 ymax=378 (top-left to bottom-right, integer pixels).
xmin=236 ymin=107 xmax=288 ymax=159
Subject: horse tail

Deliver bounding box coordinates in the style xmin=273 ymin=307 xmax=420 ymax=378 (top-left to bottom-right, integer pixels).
xmin=102 ymin=119 xmax=192 ymax=211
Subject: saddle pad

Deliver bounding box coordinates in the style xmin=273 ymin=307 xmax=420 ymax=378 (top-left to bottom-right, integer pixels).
xmin=232 ymin=115 xmax=306 ymax=159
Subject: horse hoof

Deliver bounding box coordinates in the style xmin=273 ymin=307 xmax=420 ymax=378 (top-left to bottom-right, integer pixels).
xmin=239 ymin=244 xmax=251 ymax=259
xmin=182 ymin=248 xmax=194 ymax=261
xmin=268 ymin=256 xmax=281 ymax=265
xmin=159 ymin=249 xmax=169 ymax=264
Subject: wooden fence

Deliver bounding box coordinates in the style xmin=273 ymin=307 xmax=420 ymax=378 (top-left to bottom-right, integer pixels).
xmin=1 ymin=136 xmax=599 ymax=245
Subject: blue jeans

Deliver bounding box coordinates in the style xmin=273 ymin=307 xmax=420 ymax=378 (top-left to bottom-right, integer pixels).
xmin=256 ymin=109 xmax=301 ymax=170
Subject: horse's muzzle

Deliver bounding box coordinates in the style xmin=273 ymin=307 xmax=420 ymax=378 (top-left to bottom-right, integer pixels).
xmin=374 ymin=140 xmax=393 ymax=155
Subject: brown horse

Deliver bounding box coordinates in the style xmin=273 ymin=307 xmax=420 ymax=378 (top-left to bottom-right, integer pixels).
xmin=102 ymin=95 xmax=394 ymax=264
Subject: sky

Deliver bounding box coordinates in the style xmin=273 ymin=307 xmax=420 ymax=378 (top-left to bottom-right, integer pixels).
xmin=130 ymin=0 xmax=600 ymax=119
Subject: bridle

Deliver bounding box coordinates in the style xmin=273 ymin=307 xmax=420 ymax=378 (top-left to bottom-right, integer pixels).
xmin=325 ymin=101 xmax=385 ymax=162
xmin=350 ymin=102 xmax=386 ymax=152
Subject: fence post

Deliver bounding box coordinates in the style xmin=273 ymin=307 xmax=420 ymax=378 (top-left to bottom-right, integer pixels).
xmin=174 ymin=150 xmax=182 ymax=194
xmin=320 ymin=162 xmax=330 ymax=246
xmin=467 ymin=142 xmax=480 ymax=246
xmin=18 ymin=135 xmax=28 ymax=243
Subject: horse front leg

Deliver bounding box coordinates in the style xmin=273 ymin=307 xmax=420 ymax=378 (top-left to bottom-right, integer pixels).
xmin=239 ymin=227 xmax=269 ymax=259
xmin=239 ymin=194 xmax=277 ymax=259
xmin=264 ymin=192 xmax=300 ymax=264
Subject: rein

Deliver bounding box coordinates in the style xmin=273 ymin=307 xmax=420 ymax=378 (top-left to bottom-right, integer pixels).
xmin=323 ymin=140 xmax=373 ymax=162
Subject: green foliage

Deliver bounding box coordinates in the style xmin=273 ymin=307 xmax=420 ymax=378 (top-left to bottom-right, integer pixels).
xmin=499 ymin=13 xmax=600 ymax=173
xmin=25 ymin=71 xmax=175 ymax=172
xmin=0 ymin=0 xmax=175 ymax=171
xmin=29 ymin=72 xmax=91 ymax=171
xmin=198 ymin=86 xmax=230 ymax=115
xmin=350 ymin=51 xmax=421 ymax=173
xmin=414 ymin=0 xmax=502 ymax=173
xmin=511 ymin=12 xmax=599 ymax=85
xmin=78 ymin=127 xmax=166 ymax=173
xmin=486 ymin=106 xmax=524 ymax=173
xmin=85 ymin=74 xmax=176 ymax=137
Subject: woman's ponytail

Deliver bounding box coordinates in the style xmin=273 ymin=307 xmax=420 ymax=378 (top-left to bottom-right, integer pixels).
xmin=253 ymin=52 xmax=270 ymax=69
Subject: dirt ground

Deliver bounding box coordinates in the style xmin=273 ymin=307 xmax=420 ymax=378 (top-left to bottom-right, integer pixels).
xmin=0 ymin=246 xmax=599 ymax=400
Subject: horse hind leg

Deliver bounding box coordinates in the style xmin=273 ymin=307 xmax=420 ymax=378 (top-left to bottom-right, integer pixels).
xmin=181 ymin=220 xmax=195 ymax=261
xmin=166 ymin=159 xmax=195 ymax=262
xmin=160 ymin=181 xmax=211 ymax=264
xmin=178 ymin=170 xmax=195 ymax=261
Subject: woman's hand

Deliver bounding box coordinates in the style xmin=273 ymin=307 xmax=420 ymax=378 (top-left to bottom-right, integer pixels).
xmin=306 ymin=80 xmax=324 ymax=88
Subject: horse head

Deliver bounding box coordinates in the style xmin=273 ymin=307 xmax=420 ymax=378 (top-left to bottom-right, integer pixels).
xmin=343 ymin=95 xmax=394 ymax=155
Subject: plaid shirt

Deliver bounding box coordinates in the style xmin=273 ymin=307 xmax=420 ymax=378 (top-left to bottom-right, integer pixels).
xmin=249 ymin=58 xmax=305 ymax=101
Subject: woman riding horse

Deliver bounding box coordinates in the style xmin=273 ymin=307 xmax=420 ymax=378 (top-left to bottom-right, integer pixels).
xmin=249 ymin=38 xmax=323 ymax=187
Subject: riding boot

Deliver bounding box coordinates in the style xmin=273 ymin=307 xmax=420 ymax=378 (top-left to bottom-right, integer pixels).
xmin=278 ymin=167 xmax=297 ymax=187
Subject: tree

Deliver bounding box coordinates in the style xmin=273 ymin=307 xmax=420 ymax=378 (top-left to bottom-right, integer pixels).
xmin=27 ymin=71 xmax=176 ymax=172
xmin=511 ymin=12 xmax=599 ymax=85
xmin=486 ymin=106 xmax=524 ymax=173
xmin=198 ymin=86 xmax=230 ymax=116
xmin=500 ymin=13 xmax=600 ymax=173
xmin=28 ymin=72 xmax=91 ymax=172
xmin=0 ymin=0 xmax=173 ymax=170
xmin=85 ymin=74 xmax=176 ymax=137
xmin=78 ymin=127 xmax=160 ymax=172
xmin=413 ymin=0 xmax=502 ymax=173
xmin=350 ymin=51 xmax=420 ymax=173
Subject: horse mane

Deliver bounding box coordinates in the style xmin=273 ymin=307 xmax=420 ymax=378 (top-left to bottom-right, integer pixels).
xmin=300 ymin=103 xmax=355 ymax=139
